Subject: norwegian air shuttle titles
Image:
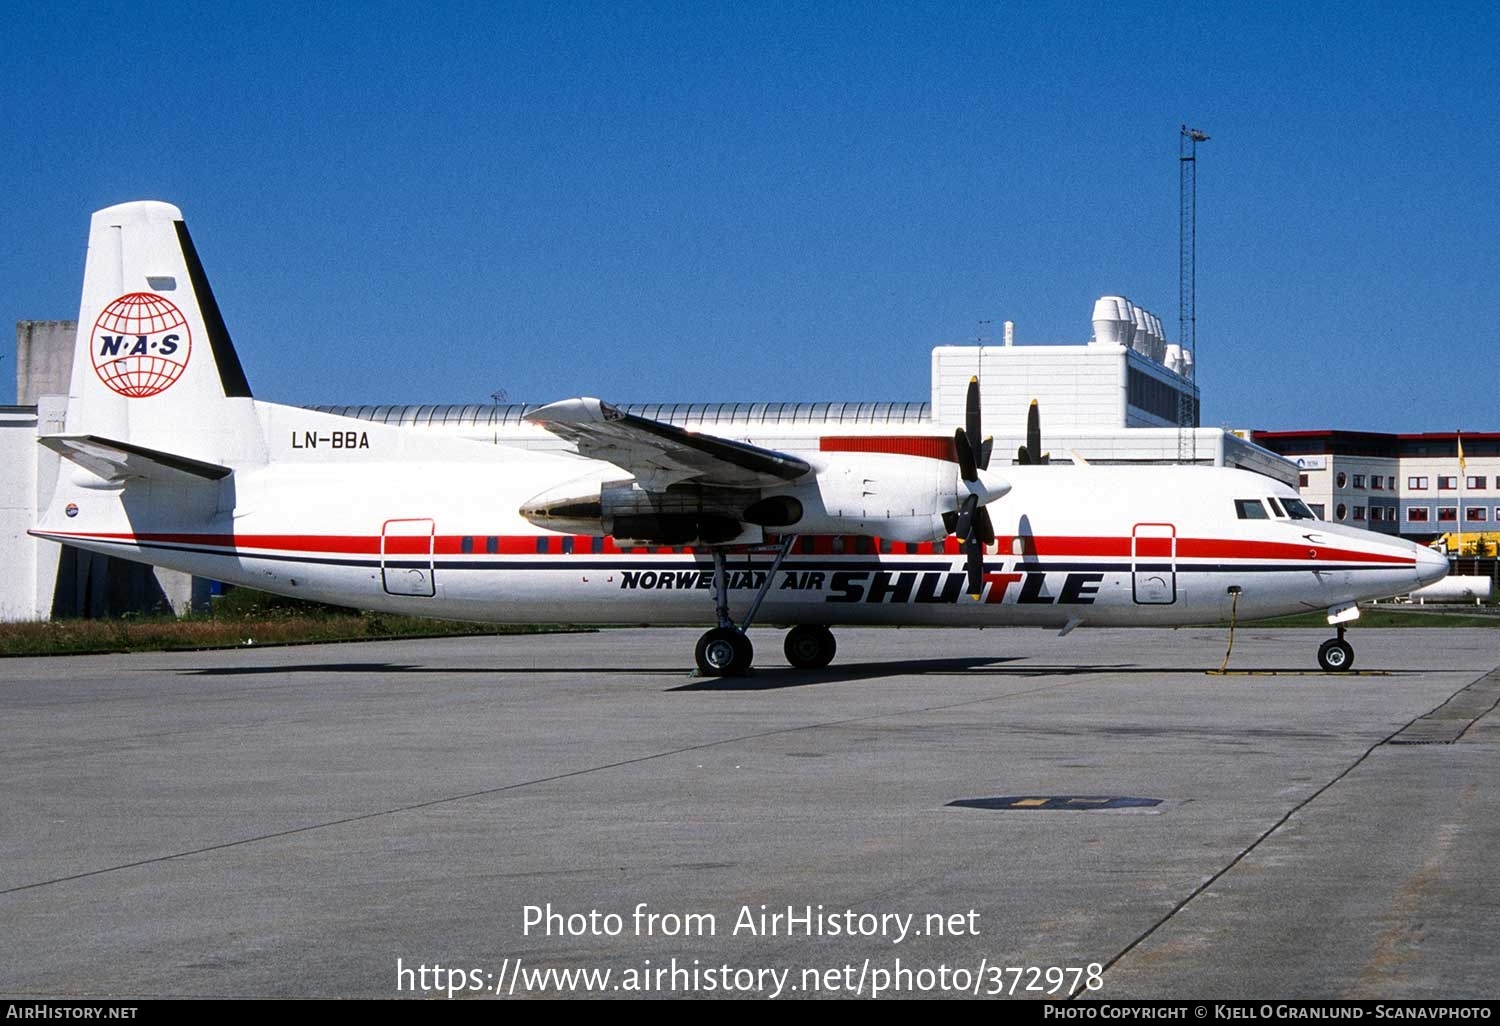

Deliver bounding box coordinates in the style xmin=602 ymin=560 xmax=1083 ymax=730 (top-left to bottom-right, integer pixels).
xmin=31 ymin=202 xmax=1448 ymax=675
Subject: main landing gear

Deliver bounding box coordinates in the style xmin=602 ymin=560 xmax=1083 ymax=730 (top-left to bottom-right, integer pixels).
xmin=695 ymin=626 xmax=754 ymax=676
xmin=783 ymin=624 xmax=837 ymax=670
xmin=693 ymin=538 xmax=837 ymax=676
xmin=693 ymin=541 xmax=787 ymax=676
xmin=1317 ymin=625 xmax=1355 ymax=672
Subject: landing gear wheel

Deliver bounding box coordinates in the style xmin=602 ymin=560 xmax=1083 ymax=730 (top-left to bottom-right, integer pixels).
xmin=783 ymin=625 xmax=837 ymax=669
xmin=1318 ymin=638 xmax=1355 ymax=672
xmin=696 ymin=627 xmax=753 ymax=676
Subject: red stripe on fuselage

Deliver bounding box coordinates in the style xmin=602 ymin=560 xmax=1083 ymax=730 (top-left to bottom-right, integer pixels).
xmin=39 ymin=530 xmax=1415 ymax=566
xmin=46 ymin=531 xmax=383 ymax=554
xmin=990 ymin=534 xmax=1412 ymax=566
xmin=820 ymin=436 xmax=958 ymax=462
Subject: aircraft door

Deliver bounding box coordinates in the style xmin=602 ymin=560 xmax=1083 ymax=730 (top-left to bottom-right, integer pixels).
xmin=1131 ymin=523 xmax=1176 ymax=604
xmin=382 ymin=518 xmax=436 ymax=597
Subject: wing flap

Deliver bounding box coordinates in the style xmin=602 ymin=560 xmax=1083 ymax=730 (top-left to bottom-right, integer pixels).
xmin=527 ymin=398 xmax=810 ymax=489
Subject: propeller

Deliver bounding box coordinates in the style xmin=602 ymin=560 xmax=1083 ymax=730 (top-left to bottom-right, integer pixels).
xmin=952 ymin=376 xmax=1006 ymax=598
xmin=1015 ymin=399 xmax=1048 ymax=466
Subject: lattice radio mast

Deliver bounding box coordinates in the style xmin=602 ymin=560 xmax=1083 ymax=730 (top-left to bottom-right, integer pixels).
xmin=1178 ymin=125 xmax=1208 ymax=463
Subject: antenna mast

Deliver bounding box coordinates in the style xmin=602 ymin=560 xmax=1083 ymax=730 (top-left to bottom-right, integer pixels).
xmin=1178 ymin=125 xmax=1208 ymax=463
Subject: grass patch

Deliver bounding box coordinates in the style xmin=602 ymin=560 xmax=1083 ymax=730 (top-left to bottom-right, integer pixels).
xmin=1248 ymin=607 xmax=1500 ymax=629
xmin=0 ymin=589 xmax=587 ymax=657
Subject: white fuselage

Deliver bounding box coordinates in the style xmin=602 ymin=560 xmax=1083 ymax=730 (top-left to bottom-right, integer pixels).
xmin=36 ymin=401 xmax=1447 ymax=630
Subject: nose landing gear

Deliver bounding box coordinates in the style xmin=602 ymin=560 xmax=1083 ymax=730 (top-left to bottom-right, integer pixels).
xmin=1317 ymin=625 xmax=1355 ymax=672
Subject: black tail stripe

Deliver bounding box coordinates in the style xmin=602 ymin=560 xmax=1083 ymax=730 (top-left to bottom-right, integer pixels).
xmin=174 ymin=220 xmax=253 ymax=398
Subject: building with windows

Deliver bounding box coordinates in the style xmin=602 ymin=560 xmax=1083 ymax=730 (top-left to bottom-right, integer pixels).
xmin=1251 ymin=430 xmax=1500 ymax=543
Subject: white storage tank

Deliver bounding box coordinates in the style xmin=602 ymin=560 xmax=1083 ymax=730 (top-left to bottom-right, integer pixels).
xmin=1410 ymin=576 xmax=1493 ymax=604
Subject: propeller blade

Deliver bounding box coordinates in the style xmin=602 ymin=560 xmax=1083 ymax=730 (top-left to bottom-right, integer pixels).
xmin=965 ymin=535 xmax=985 ymax=597
xmin=979 ymin=436 xmax=993 ymax=471
xmin=965 ymin=377 xmax=982 ymax=467
xmin=974 ymin=505 xmax=996 ymax=546
xmin=1025 ymin=400 xmax=1041 ymax=467
xmin=954 ymin=492 xmax=977 ymax=541
xmin=954 ymin=427 xmax=977 ymax=482
xmin=972 ymin=375 xmax=984 ymax=444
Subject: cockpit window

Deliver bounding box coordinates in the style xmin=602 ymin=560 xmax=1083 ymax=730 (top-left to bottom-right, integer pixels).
xmin=1235 ymin=499 xmax=1269 ymax=519
xmin=1282 ymin=498 xmax=1317 ymax=520
xmin=1266 ymin=496 xmax=1286 ymax=517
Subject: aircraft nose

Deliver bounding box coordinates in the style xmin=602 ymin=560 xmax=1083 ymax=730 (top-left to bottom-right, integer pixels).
xmin=1414 ymin=544 xmax=1449 ymax=587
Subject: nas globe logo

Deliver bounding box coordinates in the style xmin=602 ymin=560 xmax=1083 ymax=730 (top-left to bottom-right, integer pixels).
xmin=91 ymin=292 xmax=192 ymax=397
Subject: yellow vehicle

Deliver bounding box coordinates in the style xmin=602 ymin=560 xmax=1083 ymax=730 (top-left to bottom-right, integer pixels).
xmin=1437 ymin=532 xmax=1498 ymax=557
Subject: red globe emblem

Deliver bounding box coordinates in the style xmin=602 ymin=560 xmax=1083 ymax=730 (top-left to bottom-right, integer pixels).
xmin=91 ymin=292 xmax=193 ymax=398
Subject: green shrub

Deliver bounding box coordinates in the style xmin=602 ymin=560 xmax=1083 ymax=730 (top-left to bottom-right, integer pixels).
xmin=209 ymin=586 xmax=353 ymax=620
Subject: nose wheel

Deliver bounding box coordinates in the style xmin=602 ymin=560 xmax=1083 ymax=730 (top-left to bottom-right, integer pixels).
xmin=1317 ymin=627 xmax=1355 ymax=672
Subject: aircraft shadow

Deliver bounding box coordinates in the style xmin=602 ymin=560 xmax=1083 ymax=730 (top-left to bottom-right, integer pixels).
xmin=180 ymin=657 xmax=1032 ymax=685
xmin=178 ymin=661 xmax=1431 ymax=683
xmin=670 ymin=656 xmax=1030 ymax=691
xmin=673 ymin=662 xmax=1430 ymax=690
xmin=180 ymin=663 xmax=690 ymax=677
xmin=182 ymin=662 xmax=421 ymax=676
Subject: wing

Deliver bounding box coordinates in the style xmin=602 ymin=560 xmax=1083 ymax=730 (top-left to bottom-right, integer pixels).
xmin=526 ymin=398 xmax=811 ymax=490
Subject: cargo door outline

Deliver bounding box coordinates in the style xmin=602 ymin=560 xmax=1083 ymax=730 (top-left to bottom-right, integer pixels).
xmin=1132 ymin=523 xmax=1176 ymax=604
xmin=382 ymin=518 xmax=436 ymax=597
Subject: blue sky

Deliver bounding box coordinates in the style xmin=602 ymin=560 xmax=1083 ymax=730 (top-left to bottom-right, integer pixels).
xmin=2 ymin=2 xmax=1495 ymax=431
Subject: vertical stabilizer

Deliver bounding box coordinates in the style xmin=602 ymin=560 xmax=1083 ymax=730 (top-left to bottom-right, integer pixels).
xmin=64 ymin=201 xmax=266 ymax=467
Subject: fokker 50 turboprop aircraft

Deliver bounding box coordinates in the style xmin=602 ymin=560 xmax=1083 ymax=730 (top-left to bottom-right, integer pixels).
xmin=32 ymin=202 xmax=1448 ymax=675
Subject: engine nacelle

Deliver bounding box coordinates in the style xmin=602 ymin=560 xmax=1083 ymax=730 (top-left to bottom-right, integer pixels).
xmin=521 ymin=477 xmax=756 ymax=545
xmin=763 ymin=452 xmax=971 ymax=544
xmin=521 ymin=452 xmax=1008 ymax=547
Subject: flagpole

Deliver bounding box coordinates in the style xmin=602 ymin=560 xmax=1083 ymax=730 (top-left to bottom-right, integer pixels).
xmin=1456 ymin=429 xmax=1465 ymax=558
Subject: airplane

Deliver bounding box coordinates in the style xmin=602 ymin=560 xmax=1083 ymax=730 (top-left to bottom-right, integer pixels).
xmin=30 ymin=201 xmax=1449 ymax=676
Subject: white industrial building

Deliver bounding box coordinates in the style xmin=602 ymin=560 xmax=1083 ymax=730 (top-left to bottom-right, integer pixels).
xmin=5 ymin=297 xmax=1293 ymax=621
xmin=1 ymin=405 xmax=49 ymax=621
xmin=311 ymin=298 xmax=1285 ymax=480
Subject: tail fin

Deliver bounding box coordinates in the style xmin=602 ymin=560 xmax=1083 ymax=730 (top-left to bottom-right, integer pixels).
xmin=64 ymin=201 xmax=266 ymax=466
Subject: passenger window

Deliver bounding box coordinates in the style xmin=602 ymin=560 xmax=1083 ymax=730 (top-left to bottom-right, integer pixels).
xmin=1235 ymin=499 xmax=1269 ymax=519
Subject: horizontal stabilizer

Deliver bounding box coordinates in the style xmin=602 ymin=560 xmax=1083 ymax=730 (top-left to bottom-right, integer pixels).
xmin=41 ymin=434 xmax=232 ymax=483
